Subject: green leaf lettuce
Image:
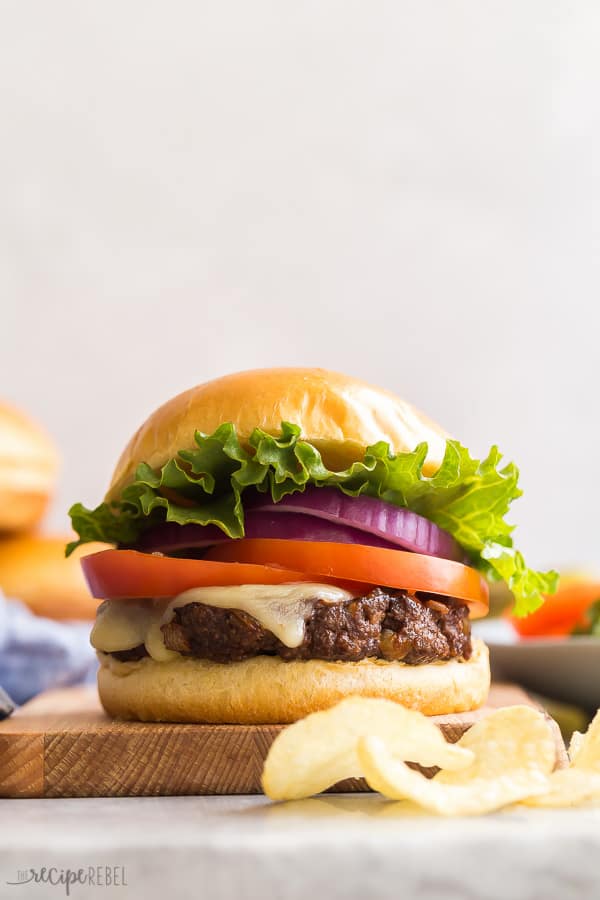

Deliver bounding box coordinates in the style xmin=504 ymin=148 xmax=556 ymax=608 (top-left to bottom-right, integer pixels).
xmin=68 ymin=422 xmax=557 ymax=616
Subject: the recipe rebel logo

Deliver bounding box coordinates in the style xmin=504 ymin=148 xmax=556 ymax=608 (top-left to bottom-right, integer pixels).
xmin=5 ymin=866 xmax=128 ymax=895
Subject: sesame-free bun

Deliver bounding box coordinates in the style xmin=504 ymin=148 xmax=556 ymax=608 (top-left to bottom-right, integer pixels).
xmin=106 ymin=368 xmax=449 ymax=501
xmin=0 ymin=402 xmax=59 ymax=532
xmin=97 ymin=639 xmax=490 ymax=724
xmin=0 ymin=535 xmax=108 ymax=620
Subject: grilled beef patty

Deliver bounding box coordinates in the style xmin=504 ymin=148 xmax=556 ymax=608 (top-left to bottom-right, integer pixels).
xmin=110 ymin=589 xmax=471 ymax=666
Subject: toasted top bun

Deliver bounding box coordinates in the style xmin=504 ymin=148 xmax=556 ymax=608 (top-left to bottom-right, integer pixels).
xmin=0 ymin=535 xmax=108 ymax=620
xmin=107 ymin=368 xmax=449 ymax=502
xmin=0 ymin=401 xmax=59 ymax=533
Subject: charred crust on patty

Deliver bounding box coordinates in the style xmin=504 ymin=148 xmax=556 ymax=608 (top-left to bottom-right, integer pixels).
xmin=110 ymin=588 xmax=471 ymax=666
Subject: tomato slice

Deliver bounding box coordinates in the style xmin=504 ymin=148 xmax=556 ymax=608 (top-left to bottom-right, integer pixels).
xmin=82 ymin=542 xmax=489 ymax=616
xmin=205 ymin=539 xmax=489 ymax=617
xmin=510 ymin=579 xmax=600 ymax=638
xmin=81 ymin=549 xmax=346 ymax=600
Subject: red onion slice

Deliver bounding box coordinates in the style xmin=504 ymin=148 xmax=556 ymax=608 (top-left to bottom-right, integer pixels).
xmin=133 ymin=510 xmax=400 ymax=554
xmin=244 ymin=487 xmax=463 ymax=561
xmin=132 ymin=489 xmax=461 ymax=561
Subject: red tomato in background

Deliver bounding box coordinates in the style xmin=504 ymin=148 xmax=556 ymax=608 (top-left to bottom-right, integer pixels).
xmin=510 ymin=576 xmax=600 ymax=638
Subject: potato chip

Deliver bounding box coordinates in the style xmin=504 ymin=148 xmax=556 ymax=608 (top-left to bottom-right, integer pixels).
xmin=522 ymin=769 xmax=600 ymax=808
xmin=569 ymin=730 xmax=585 ymax=764
xmin=570 ymin=711 xmax=600 ymax=772
xmin=261 ymin=697 xmax=474 ymax=801
xmin=436 ymin=706 xmax=557 ymax=784
xmin=522 ymin=711 xmax=600 ymax=807
xmin=357 ymin=706 xmax=556 ymax=816
xmin=358 ymin=737 xmax=549 ymax=815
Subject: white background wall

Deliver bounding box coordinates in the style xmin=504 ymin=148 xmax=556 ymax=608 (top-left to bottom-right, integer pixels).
xmin=2 ymin=2 xmax=599 ymax=572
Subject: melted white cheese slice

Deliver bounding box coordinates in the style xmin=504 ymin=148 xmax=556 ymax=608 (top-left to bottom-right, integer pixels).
xmin=91 ymin=583 xmax=353 ymax=661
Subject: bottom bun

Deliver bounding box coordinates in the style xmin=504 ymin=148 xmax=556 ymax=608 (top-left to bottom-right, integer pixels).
xmin=97 ymin=639 xmax=490 ymax=724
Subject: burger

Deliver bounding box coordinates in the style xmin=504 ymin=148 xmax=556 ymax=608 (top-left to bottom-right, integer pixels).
xmin=0 ymin=400 xmax=107 ymax=621
xmin=68 ymin=368 xmax=556 ymax=723
xmin=0 ymin=400 xmax=59 ymax=533
xmin=0 ymin=535 xmax=106 ymax=621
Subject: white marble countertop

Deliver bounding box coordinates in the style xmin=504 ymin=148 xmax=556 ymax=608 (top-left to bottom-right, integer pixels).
xmin=0 ymin=795 xmax=599 ymax=899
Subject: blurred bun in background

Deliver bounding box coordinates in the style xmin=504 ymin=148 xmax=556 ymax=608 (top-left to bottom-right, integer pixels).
xmin=0 ymin=403 xmax=100 ymax=699
xmin=0 ymin=402 xmax=59 ymax=533
xmin=0 ymin=535 xmax=106 ymax=621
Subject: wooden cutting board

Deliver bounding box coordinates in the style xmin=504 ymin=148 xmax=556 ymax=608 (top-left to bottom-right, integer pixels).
xmin=0 ymin=684 xmax=567 ymax=798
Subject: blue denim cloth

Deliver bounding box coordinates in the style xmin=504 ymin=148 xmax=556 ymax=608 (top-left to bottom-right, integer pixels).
xmin=0 ymin=590 xmax=97 ymax=705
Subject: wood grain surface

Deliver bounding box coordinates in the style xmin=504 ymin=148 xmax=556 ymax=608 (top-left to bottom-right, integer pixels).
xmin=0 ymin=684 xmax=567 ymax=798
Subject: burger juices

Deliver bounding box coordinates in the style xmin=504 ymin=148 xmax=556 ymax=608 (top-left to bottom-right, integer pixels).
xmin=68 ymin=369 xmax=556 ymax=723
